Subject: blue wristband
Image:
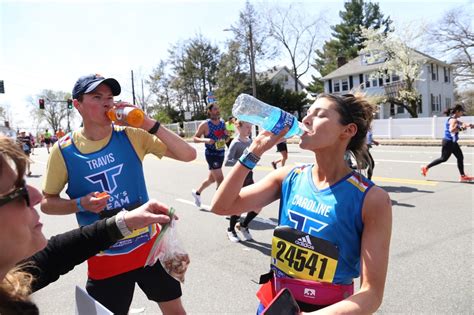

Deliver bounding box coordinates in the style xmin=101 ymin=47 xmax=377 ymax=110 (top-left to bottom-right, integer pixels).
xmin=76 ymin=197 xmax=86 ymax=212
xmin=239 ymin=149 xmax=260 ymax=170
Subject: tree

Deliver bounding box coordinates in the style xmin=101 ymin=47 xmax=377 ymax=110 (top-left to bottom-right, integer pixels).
xmin=215 ymin=40 xmax=251 ymax=118
xmin=225 ymin=0 xmax=274 ymax=97
xmin=456 ymin=87 xmax=474 ymax=115
xmin=266 ymin=3 xmax=324 ymax=91
xmin=361 ymin=26 xmax=424 ymax=118
xmin=257 ymin=81 xmax=308 ymax=118
xmin=147 ymin=60 xmax=172 ymax=112
xmin=310 ymin=0 xmax=392 ymax=93
xmin=166 ymin=36 xmax=220 ymax=118
xmin=427 ymin=7 xmax=473 ymax=87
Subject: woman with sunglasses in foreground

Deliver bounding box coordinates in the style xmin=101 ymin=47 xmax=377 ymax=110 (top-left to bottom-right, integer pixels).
xmin=212 ymin=93 xmax=392 ymax=313
xmin=0 ymin=136 xmax=175 ymax=314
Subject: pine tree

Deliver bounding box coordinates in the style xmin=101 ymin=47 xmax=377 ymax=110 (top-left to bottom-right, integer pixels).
xmin=309 ymin=0 xmax=392 ymax=93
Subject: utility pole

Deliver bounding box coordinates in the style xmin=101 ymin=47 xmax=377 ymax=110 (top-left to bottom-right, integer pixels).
xmin=223 ymin=26 xmax=257 ymax=98
xmin=141 ymin=79 xmax=145 ymax=112
xmin=248 ymin=23 xmax=257 ymax=97
xmin=131 ymin=70 xmax=136 ymax=105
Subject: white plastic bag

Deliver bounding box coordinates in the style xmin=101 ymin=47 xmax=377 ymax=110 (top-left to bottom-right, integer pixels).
xmin=145 ymin=207 xmax=190 ymax=283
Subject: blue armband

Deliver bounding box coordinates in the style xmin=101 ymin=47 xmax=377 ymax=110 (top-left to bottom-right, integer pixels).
xmin=76 ymin=197 xmax=86 ymax=212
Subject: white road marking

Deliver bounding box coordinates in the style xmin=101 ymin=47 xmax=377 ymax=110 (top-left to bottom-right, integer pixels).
xmin=175 ymin=198 xmax=277 ymax=227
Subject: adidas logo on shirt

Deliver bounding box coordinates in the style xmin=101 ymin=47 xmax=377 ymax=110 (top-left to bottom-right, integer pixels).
xmin=295 ymin=235 xmax=315 ymax=250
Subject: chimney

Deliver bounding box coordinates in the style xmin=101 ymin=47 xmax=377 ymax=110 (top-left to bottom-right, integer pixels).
xmin=337 ymin=56 xmax=347 ymax=68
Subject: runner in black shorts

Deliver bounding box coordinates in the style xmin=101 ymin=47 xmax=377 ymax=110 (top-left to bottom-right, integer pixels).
xmin=86 ymin=263 xmax=182 ymax=314
xmin=43 ymin=129 xmax=52 ymax=154
xmin=192 ymin=103 xmax=227 ymax=207
xmin=271 ymin=140 xmax=288 ymax=169
xmin=17 ymin=129 xmax=32 ymax=176
xmin=421 ymin=104 xmax=474 ymax=182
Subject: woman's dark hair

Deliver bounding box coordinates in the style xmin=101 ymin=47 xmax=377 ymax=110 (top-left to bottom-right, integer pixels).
xmin=0 ymin=136 xmax=34 ymax=306
xmin=444 ymin=104 xmax=465 ymax=116
xmin=317 ymin=93 xmax=375 ymax=169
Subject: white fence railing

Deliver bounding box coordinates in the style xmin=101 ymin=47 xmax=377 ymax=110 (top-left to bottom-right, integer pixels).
xmin=165 ymin=116 xmax=474 ymax=140
xmin=373 ymin=116 xmax=474 ymax=139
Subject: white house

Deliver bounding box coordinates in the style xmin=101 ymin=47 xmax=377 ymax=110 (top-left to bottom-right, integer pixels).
xmin=259 ymin=66 xmax=306 ymax=92
xmin=321 ymin=50 xmax=454 ymax=119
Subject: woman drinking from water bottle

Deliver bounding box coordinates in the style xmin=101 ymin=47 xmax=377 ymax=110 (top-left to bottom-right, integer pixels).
xmin=211 ymin=93 xmax=392 ymax=313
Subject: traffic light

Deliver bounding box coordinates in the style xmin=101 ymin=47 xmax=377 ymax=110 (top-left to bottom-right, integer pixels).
xmin=39 ymin=98 xmax=45 ymax=110
xmin=0 ymin=80 xmax=4 ymax=94
xmin=67 ymin=99 xmax=73 ymax=109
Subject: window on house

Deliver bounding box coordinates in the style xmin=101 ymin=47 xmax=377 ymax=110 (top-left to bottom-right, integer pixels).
xmin=341 ymin=78 xmax=349 ymax=91
xmin=392 ymin=73 xmax=400 ymax=82
xmin=431 ymin=94 xmax=441 ymax=112
xmin=397 ymin=105 xmax=404 ymax=114
xmin=364 ymin=74 xmax=371 ymax=88
xmin=446 ymin=97 xmax=451 ymax=108
xmin=436 ymin=64 xmax=439 ymax=81
xmin=418 ymin=100 xmax=423 ymax=114
xmin=431 ymin=64 xmax=437 ymax=80
xmin=444 ymin=68 xmax=451 ymax=83
xmin=371 ymin=76 xmax=378 ymax=87
xmin=284 ymin=75 xmax=289 ymax=82
xmin=334 ymin=81 xmax=341 ymax=92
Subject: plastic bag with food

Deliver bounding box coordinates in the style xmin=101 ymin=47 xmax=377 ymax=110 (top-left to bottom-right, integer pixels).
xmin=144 ymin=207 xmax=190 ymax=283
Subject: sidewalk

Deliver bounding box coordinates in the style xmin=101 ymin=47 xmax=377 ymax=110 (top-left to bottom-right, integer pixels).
xmin=373 ymin=139 xmax=474 ymax=147
xmin=184 ymin=137 xmax=474 ymax=147
xmin=284 ymin=137 xmax=474 ymax=147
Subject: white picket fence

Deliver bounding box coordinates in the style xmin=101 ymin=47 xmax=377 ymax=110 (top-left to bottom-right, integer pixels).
xmin=372 ymin=116 xmax=474 ymax=139
xmin=165 ymin=116 xmax=474 ymax=139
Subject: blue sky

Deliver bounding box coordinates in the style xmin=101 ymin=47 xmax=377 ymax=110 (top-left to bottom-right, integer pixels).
xmin=0 ymin=0 xmax=471 ymax=131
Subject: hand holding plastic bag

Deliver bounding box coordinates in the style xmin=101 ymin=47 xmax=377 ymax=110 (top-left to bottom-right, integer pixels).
xmin=145 ymin=207 xmax=190 ymax=283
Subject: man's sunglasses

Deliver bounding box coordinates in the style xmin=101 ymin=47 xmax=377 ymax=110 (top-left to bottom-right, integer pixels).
xmin=0 ymin=181 xmax=30 ymax=207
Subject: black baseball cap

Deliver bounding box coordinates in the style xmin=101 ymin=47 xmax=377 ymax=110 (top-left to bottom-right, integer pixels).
xmin=72 ymin=74 xmax=121 ymax=100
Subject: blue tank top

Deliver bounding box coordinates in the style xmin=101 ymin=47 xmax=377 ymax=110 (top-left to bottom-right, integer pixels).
xmin=444 ymin=117 xmax=460 ymax=142
xmin=59 ymin=129 xmax=149 ymax=227
xmin=278 ymin=164 xmax=374 ymax=284
xmin=205 ymin=119 xmax=226 ymax=156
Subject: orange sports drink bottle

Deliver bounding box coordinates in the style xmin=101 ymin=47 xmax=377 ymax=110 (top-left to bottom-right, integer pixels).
xmin=107 ymin=106 xmax=145 ymax=127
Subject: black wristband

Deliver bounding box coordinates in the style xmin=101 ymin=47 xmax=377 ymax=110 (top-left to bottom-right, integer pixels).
xmin=148 ymin=121 xmax=161 ymax=134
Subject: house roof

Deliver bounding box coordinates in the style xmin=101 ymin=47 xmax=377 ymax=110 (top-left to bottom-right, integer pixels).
xmin=258 ymin=66 xmax=306 ymax=89
xmin=322 ymin=49 xmax=451 ymax=80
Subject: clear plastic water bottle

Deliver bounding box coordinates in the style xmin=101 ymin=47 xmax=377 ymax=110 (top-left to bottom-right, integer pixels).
xmin=232 ymin=94 xmax=304 ymax=138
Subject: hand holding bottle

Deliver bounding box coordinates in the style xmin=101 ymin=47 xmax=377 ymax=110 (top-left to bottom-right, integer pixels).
xmin=108 ymin=101 xmax=145 ymax=127
xmin=248 ymin=127 xmax=290 ymax=158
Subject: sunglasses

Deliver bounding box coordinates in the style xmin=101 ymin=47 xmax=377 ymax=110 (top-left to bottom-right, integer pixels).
xmin=0 ymin=181 xmax=30 ymax=207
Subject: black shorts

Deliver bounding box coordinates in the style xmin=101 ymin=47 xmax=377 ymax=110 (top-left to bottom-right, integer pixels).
xmin=86 ymin=262 xmax=182 ymax=315
xmin=276 ymin=142 xmax=288 ymax=152
xmin=44 ymin=138 xmax=51 ymax=145
xmin=205 ymin=154 xmax=224 ymax=170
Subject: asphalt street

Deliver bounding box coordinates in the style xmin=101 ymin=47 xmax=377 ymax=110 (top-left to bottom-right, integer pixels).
xmin=26 ymin=143 xmax=473 ymax=314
